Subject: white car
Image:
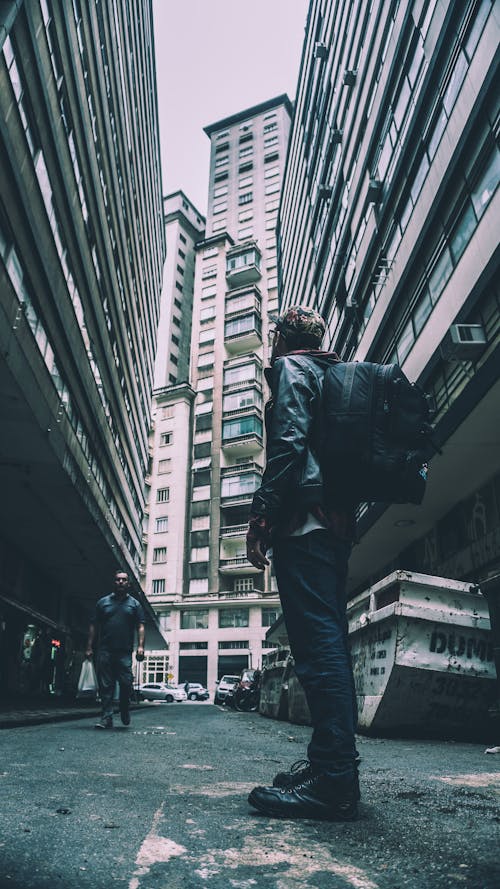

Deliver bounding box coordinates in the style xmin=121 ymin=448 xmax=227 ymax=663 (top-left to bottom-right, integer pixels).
xmin=214 ymin=675 xmax=239 ymax=704
xmin=138 ymin=682 xmax=187 ymax=703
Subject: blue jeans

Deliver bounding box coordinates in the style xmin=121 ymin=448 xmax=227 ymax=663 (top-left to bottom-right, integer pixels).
xmin=273 ymin=530 xmax=358 ymax=778
xmin=97 ymin=650 xmax=133 ymax=719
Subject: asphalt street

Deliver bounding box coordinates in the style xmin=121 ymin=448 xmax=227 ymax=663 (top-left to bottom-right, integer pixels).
xmin=0 ymin=702 xmax=499 ymax=889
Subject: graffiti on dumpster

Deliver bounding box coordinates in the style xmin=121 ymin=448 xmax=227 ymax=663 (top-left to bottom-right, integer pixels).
xmin=429 ymin=629 xmax=493 ymax=662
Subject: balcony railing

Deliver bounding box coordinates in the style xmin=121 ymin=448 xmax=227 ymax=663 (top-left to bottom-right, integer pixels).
xmin=219 ymin=556 xmax=260 ymax=574
xmin=220 ymin=524 xmax=248 ymax=538
xmin=221 ymin=461 xmax=263 ymax=476
xmin=221 ymin=432 xmax=263 ymax=454
xmin=220 ymin=491 xmax=255 ymax=506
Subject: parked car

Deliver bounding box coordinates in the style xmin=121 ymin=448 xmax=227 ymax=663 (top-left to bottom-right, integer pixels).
xmin=183 ymin=682 xmax=210 ymax=701
xmin=137 ymin=682 xmax=187 ymax=703
xmin=214 ymin=674 xmax=239 ymax=705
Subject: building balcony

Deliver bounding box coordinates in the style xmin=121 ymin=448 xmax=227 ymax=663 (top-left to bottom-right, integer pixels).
xmin=221 ymin=432 xmax=263 ymax=456
xmin=226 ymin=242 xmax=262 ymax=288
xmin=220 ymin=491 xmax=255 ymax=508
xmin=224 ymin=317 xmax=262 ymax=354
xmin=219 ymin=556 xmax=260 ymax=575
xmin=221 ymin=460 xmax=263 ymax=477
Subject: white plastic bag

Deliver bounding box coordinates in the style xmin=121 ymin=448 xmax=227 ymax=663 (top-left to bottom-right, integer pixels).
xmin=77 ymin=659 xmax=98 ymax=698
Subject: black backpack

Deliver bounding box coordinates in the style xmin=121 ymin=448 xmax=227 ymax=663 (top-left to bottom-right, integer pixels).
xmin=322 ymin=362 xmax=435 ymax=505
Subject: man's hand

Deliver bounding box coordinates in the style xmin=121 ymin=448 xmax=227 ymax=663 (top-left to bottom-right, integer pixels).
xmin=246 ymin=537 xmax=270 ymax=570
xmin=136 ymin=646 xmax=145 ymax=662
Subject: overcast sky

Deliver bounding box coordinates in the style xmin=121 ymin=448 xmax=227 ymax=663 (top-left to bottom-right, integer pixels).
xmin=152 ymin=0 xmax=310 ymax=216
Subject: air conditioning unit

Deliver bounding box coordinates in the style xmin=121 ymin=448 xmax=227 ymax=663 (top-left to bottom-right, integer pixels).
xmin=318 ymin=184 xmax=332 ymax=199
xmin=343 ymin=69 xmax=357 ymax=87
xmin=441 ymin=323 xmax=487 ymax=360
xmin=314 ymin=42 xmax=328 ymax=60
xmin=367 ymin=178 xmax=383 ymax=203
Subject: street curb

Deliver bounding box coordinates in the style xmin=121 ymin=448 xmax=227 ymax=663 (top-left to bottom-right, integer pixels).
xmin=0 ymin=703 xmax=141 ymax=730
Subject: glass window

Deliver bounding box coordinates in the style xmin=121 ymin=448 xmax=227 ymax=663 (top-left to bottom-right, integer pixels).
xmin=213 ymin=201 xmax=227 ymax=214
xmin=225 ymin=314 xmax=256 ymax=337
xmin=214 ymin=184 xmax=228 ymax=198
xmin=155 ymin=517 xmax=168 ymax=533
xmin=465 ymin=0 xmax=491 ymax=60
xmin=443 ymin=50 xmax=468 ymax=117
xmin=221 ymin=472 xmax=261 ymax=497
xmin=396 ymin=319 xmax=415 ymax=363
xmin=239 ymin=192 xmax=253 ymax=205
xmin=238 ymin=227 xmax=253 ymax=239
xmin=201 ymin=304 xmax=216 ymax=322
xmin=265 ymin=182 xmax=280 ymax=196
xmin=157 ymin=487 xmax=169 ymax=502
xmin=223 ymin=362 xmax=259 ymax=387
xmin=427 ymin=105 xmax=447 ymax=160
xmin=239 ymin=209 xmax=253 ymax=223
xmin=262 ymin=607 xmax=281 ymax=627
xmin=191 ymin=547 xmax=209 ymax=562
xmin=180 ymin=610 xmax=209 ymax=629
xmin=153 ymin=547 xmax=167 ymax=563
xmin=212 ymin=219 xmax=226 ymax=232
xmin=410 ymin=153 xmax=429 ymax=204
xmin=158 ymin=459 xmax=171 ymax=474
xmin=394 ymin=78 xmax=411 ymax=131
xmin=151 ymin=579 xmax=165 ymax=595
xmin=450 ymin=201 xmax=477 ymax=263
xmin=223 ymin=389 xmax=262 ymax=412
xmin=239 ymin=176 xmax=253 ymax=188
xmin=225 ymin=291 xmax=255 ymax=314
xmin=219 ymin=608 xmax=249 ymax=628
xmin=264 ymin=165 xmax=280 ymax=179
xmin=222 ymin=416 xmax=262 ymax=440
xmin=471 ymin=147 xmax=500 ymax=221
xmin=413 ymin=289 xmax=433 ymax=335
xmin=160 ymin=432 xmax=172 ymax=446
xmin=199 ymin=328 xmax=215 ymax=344
xmin=428 ymin=246 xmax=453 ymax=302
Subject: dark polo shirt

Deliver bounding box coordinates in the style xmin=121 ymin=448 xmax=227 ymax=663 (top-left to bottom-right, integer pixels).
xmin=92 ymin=593 xmax=145 ymax=653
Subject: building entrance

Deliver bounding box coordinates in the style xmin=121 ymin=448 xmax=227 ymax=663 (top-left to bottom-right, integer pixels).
xmin=178 ymin=655 xmax=207 ymax=686
xmin=217 ymin=654 xmax=248 ymax=679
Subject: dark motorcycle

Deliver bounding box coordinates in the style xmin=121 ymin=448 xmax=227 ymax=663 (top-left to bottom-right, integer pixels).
xmin=234 ymin=670 xmax=261 ymax=712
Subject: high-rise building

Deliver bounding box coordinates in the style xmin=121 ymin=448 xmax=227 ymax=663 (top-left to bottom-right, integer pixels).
xmin=141 ymin=192 xmax=204 ymax=683
xmin=0 ymin=0 xmax=166 ymax=695
xmin=161 ymin=96 xmax=293 ymax=689
xmin=154 ymin=192 xmax=205 ymax=389
xmin=278 ymin=0 xmax=500 ymax=595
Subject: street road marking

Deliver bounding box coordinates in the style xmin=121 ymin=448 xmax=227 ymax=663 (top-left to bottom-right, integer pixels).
xmin=433 ymin=773 xmax=500 ymax=792
xmin=129 ymin=802 xmax=187 ymax=889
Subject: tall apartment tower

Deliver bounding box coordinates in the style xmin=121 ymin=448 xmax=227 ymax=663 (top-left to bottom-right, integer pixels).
xmin=154 ymin=192 xmax=205 ymax=389
xmin=0 ymin=0 xmax=166 ymax=693
xmin=141 ymin=193 xmax=204 ymax=684
xmin=164 ymin=96 xmax=293 ymax=690
xmin=278 ymin=0 xmax=500 ymax=594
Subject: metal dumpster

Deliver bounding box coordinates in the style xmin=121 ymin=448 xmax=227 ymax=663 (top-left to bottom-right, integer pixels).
xmin=348 ymin=571 xmax=495 ymax=736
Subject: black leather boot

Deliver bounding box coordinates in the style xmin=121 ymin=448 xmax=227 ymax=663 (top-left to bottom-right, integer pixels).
xmin=248 ymin=771 xmax=359 ymax=821
xmin=273 ymin=754 xmax=361 ymax=800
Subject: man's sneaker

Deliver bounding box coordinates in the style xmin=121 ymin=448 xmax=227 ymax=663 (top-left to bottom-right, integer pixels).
xmin=248 ymin=772 xmax=358 ymax=821
xmin=94 ymin=717 xmax=113 ymax=730
xmin=273 ymin=754 xmax=361 ymax=799
xmin=119 ymin=703 xmax=130 ymax=726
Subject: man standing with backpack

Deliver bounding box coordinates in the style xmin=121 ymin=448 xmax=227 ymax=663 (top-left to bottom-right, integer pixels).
xmin=246 ymin=306 xmax=360 ymax=821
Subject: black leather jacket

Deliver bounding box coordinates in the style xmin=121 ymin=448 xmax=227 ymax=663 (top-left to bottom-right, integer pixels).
xmin=250 ymin=350 xmax=343 ymax=529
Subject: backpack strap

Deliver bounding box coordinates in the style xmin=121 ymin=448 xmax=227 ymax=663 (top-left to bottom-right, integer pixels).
xmin=340 ymin=362 xmax=356 ymax=412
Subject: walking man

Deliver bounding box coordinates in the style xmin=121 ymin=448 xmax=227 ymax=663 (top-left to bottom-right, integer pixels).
xmin=246 ymin=306 xmax=359 ymax=820
xmin=86 ymin=570 xmax=145 ymax=729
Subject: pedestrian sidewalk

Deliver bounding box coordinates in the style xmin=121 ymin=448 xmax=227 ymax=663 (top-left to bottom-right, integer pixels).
xmin=0 ymin=698 xmax=140 ymax=729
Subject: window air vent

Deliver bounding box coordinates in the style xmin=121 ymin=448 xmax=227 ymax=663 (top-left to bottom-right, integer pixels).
xmin=441 ymin=323 xmax=487 ymax=360
xmin=367 ymin=178 xmax=383 ymax=203
xmin=343 ymin=69 xmax=357 ymax=86
xmin=314 ymin=42 xmax=328 ymax=60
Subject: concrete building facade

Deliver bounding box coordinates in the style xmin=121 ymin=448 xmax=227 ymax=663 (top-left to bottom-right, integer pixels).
xmin=141 ymin=192 xmax=205 ymax=684
xmin=158 ymin=96 xmax=293 ymax=690
xmin=277 ymin=0 xmax=500 ymax=595
xmin=0 ymin=0 xmax=166 ymax=697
